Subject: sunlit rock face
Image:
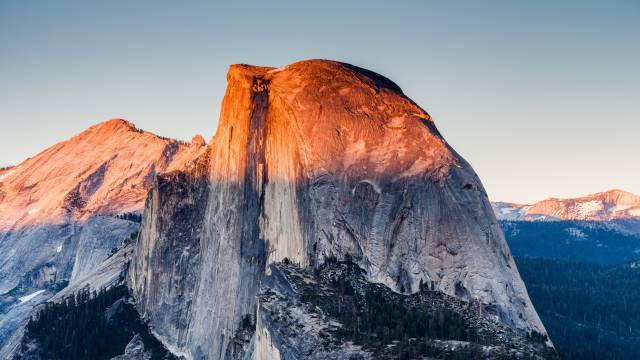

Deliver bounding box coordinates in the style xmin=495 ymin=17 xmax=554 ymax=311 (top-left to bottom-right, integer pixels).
xmin=130 ymin=59 xmax=547 ymax=359
xmin=0 ymin=119 xmax=205 ymax=232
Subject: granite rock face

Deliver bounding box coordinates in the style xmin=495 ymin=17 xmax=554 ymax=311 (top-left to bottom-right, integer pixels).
xmin=129 ymin=149 xmax=211 ymax=356
xmin=110 ymin=334 xmax=152 ymax=360
xmin=130 ymin=60 xmax=548 ymax=359
xmin=0 ymin=216 xmax=138 ymax=356
xmin=70 ymin=216 xmax=139 ymax=283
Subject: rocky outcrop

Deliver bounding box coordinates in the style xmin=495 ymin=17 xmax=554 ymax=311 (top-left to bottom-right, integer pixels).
xmin=191 ymin=135 xmax=206 ymax=146
xmin=70 ymin=216 xmax=139 ymax=283
xmin=110 ymin=334 xmax=152 ymax=360
xmin=130 ymin=60 xmax=549 ymax=359
xmin=129 ymin=149 xmax=211 ymax=354
xmin=54 ymin=243 xmax=134 ymax=301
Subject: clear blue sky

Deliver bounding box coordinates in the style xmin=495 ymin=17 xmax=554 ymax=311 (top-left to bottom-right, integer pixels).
xmin=1 ymin=0 xmax=638 ymax=203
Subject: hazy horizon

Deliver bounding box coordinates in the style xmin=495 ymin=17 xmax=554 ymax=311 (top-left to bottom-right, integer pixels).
xmin=1 ymin=1 xmax=638 ymax=203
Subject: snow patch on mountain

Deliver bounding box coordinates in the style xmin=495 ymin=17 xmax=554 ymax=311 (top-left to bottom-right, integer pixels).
xmin=18 ymin=290 xmax=45 ymax=303
xmin=0 ymin=170 xmax=15 ymax=182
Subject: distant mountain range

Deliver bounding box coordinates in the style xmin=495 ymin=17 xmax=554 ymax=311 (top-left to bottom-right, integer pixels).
xmin=493 ymin=190 xmax=640 ymax=359
xmin=492 ymin=189 xmax=640 ymax=265
xmin=492 ymin=189 xmax=640 ymax=222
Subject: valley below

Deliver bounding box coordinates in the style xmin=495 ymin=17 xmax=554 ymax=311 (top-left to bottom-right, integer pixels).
xmin=495 ymin=194 xmax=640 ymax=359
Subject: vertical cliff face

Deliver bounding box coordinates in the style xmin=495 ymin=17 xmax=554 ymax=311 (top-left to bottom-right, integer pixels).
xmin=129 ymin=149 xmax=211 ymax=355
xmin=130 ymin=60 xmax=548 ymax=359
xmin=184 ymin=66 xmax=275 ymax=359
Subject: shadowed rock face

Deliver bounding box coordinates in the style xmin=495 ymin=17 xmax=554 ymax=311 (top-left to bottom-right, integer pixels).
xmin=129 ymin=149 xmax=211 ymax=354
xmin=130 ymin=59 xmax=547 ymax=359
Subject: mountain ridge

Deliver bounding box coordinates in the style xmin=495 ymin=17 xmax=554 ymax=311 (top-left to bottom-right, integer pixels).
xmin=0 ymin=118 xmax=206 ymax=355
xmin=493 ymin=189 xmax=640 ymax=221
xmin=0 ymin=118 xmax=206 ymax=230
